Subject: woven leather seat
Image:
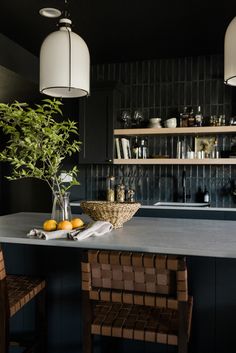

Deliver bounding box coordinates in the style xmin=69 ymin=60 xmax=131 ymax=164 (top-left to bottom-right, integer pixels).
xmin=81 ymin=250 xmax=193 ymax=353
xmin=0 ymin=245 xmax=46 ymax=353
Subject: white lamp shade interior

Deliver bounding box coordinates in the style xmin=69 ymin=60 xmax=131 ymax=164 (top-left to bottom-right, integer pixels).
xmin=224 ymin=17 xmax=236 ymax=86
xmin=40 ymin=27 xmax=90 ymax=98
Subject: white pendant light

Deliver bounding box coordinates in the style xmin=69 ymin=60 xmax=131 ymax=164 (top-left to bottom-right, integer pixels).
xmin=40 ymin=16 xmax=90 ymax=98
xmin=224 ymin=17 xmax=236 ymax=85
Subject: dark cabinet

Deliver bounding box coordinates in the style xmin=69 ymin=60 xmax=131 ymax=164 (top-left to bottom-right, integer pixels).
xmin=78 ymin=82 xmax=121 ymax=164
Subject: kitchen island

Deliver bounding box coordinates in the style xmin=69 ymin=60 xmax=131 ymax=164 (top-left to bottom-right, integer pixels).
xmin=1 ymin=212 xmax=236 ymax=353
xmin=0 ymin=212 xmax=236 ymax=258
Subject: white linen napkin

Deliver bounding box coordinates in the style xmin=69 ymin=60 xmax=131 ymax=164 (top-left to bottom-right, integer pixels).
xmin=68 ymin=221 xmax=113 ymax=241
xmin=27 ymin=228 xmax=69 ymax=240
xmin=27 ymin=221 xmax=113 ymax=241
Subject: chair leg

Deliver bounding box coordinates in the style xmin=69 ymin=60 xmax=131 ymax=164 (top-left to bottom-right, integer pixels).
xmin=82 ymin=291 xmax=93 ymax=353
xmin=178 ymin=301 xmax=188 ymax=353
xmin=0 ymin=280 xmax=10 ymax=353
xmin=35 ymin=288 xmax=47 ymax=353
xmin=0 ymin=318 xmax=9 ymax=353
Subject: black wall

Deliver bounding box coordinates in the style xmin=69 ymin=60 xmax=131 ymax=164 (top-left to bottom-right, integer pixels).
xmin=73 ymin=54 xmax=236 ymax=208
xmin=0 ymin=51 xmax=80 ymax=215
xmin=1 ymin=54 xmax=236 ymax=214
xmin=0 ymin=34 xmax=47 ymax=215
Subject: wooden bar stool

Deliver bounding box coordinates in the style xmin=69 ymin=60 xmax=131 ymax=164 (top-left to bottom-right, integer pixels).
xmin=81 ymin=250 xmax=193 ymax=353
xmin=0 ymin=245 xmax=47 ymax=353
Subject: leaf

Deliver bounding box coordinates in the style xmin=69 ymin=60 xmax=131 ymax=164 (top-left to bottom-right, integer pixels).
xmin=0 ymin=99 xmax=82 ymax=195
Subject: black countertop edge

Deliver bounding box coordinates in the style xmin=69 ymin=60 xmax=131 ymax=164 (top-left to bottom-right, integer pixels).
xmin=136 ymin=208 xmax=236 ymax=220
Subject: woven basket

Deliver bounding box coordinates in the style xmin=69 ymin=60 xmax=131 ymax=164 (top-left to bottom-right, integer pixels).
xmin=80 ymin=201 xmax=141 ymax=229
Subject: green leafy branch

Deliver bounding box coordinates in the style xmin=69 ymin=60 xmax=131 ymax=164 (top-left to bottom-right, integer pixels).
xmin=0 ymin=99 xmax=81 ymax=199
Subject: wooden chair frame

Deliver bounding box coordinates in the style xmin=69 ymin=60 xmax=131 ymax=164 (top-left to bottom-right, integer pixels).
xmin=81 ymin=250 xmax=193 ymax=353
xmin=0 ymin=245 xmax=47 ymax=353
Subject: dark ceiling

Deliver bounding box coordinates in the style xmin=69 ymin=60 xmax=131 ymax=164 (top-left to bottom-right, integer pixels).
xmin=0 ymin=0 xmax=235 ymax=64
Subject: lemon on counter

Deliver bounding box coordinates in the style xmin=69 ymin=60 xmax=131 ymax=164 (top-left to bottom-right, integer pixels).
xmin=57 ymin=220 xmax=73 ymax=231
xmin=43 ymin=219 xmax=57 ymax=231
xmin=71 ymin=218 xmax=84 ymax=229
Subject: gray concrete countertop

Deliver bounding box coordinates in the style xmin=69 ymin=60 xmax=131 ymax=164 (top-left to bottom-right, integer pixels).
xmin=0 ymin=212 xmax=236 ymax=258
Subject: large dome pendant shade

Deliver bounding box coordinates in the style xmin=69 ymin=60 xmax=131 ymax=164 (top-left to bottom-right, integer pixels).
xmin=224 ymin=17 xmax=236 ymax=86
xmin=40 ymin=18 xmax=90 ymax=98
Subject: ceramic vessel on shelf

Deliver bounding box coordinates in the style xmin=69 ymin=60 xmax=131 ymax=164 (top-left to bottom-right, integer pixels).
xmin=148 ymin=118 xmax=162 ymax=128
xmin=165 ymin=118 xmax=177 ymax=128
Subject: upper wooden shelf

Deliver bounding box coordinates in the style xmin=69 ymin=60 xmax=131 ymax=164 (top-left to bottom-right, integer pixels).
xmin=113 ymin=158 xmax=236 ymax=165
xmin=114 ymin=126 xmax=236 ymax=136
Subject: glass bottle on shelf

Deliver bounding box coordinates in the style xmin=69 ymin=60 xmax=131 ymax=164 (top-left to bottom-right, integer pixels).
xmin=211 ymin=138 xmax=220 ymax=159
xmin=181 ymin=140 xmax=187 ymax=159
xmin=180 ymin=106 xmax=189 ymax=127
xmin=203 ymin=186 xmax=210 ymax=203
xmin=196 ymin=186 xmax=204 ymax=202
xmin=195 ymin=106 xmax=203 ymax=127
xmin=106 ymin=176 xmax=115 ymax=202
xmin=138 ymin=138 xmax=148 ymax=158
xmin=179 ymin=111 xmax=183 ymax=127
xmin=132 ymin=136 xmax=140 ymax=159
xmin=210 ymin=115 xmax=217 ymax=126
xmin=215 ymin=139 xmax=220 ymax=158
xmin=219 ymin=114 xmax=226 ymax=126
xmin=177 ymin=140 xmax=182 ymax=159
xmin=188 ymin=107 xmax=195 ymax=127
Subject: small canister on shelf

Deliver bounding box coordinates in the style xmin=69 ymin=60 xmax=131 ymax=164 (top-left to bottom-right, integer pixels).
xmin=127 ymin=188 xmax=135 ymax=202
xmin=116 ymin=184 xmax=125 ymax=202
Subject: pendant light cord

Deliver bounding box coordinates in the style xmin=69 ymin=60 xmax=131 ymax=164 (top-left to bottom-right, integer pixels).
xmin=64 ymin=0 xmax=70 ymax=19
xmin=66 ymin=27 xmax=72 ymax=91
xmin=64 ymin=0 xmax=71 ymax=91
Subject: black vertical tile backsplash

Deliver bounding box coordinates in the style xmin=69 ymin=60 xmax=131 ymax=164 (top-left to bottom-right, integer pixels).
xmin=80 ymin=54 xmax=236 ymax=208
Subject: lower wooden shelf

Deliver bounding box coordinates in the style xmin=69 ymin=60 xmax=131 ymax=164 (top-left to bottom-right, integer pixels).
xmin=113 ymin=158 xmax=236 ymax=165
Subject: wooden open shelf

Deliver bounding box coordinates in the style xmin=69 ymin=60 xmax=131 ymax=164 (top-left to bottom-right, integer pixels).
xmin=114 ymin=126 xmax=236 ymax=136
xmin=113 ymin=158 xmax=236 ymax=165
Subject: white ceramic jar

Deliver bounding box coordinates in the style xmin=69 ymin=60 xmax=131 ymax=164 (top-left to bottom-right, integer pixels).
xmin=165 ymin=118 xmax=177 ymax=128
xmin=148 ymin=118 xmax=162 ymax=128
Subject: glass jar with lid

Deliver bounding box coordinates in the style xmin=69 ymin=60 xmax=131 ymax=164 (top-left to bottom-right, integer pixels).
xmin=116 ymin=184 xmax=125 ymax=202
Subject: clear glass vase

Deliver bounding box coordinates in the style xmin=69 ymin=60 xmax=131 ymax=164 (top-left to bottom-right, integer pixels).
xmin=51 ymin=192 xmax=72 ymax=222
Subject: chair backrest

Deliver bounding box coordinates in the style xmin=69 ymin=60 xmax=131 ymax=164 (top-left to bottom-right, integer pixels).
xmin=81 ymin=250 xmax=188 ymax=310
xmin=0 ymin=245 xmax=6 ymax=281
